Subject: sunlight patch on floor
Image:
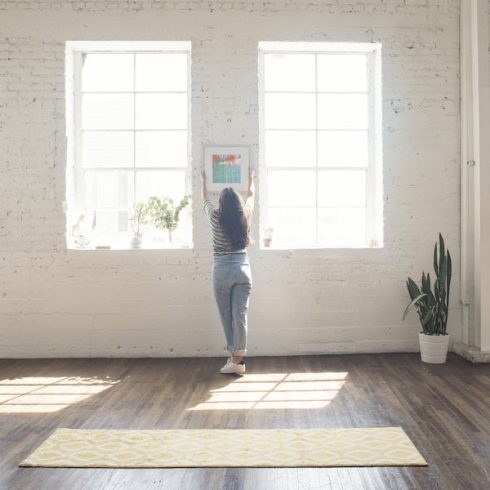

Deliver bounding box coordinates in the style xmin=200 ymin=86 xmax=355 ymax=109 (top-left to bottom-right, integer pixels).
xmin=188 ymin=372 xmax=348 ymax=410
xmin=0 ymin=376 xmax=119 ymax=413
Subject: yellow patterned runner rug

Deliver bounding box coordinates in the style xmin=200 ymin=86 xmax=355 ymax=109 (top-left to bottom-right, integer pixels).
xmin=20 ymin=427 xmax=427 ymax=468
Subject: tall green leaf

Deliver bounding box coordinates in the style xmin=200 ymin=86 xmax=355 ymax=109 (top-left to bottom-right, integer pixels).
xmin=407 ymin=277 xmax=422 ymax=300
xmin=447 ymin=250 xmax=452 ymax=308
xmin=403 ymin=293 xmax=427 ymax=320
xmin=433 ymin=242 xmax=439 ymax=276
xmin=439 ymin=252 xmax=447 ymax=301
xmin=421 ymin=308 xmax=435 ymax=332
xmin=425 ymin=273 xmax=436 ymax=305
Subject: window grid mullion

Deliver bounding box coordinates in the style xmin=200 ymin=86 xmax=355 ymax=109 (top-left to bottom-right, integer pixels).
xmin=366 ymin=51 xmax=376 ymax=246
xmin=268 ymin=205 xmax=366 ymax=209
xmin=132 ymin=53 xmax=137 ymax=223
xmin=75 ymin=52 xmax=86 ymax=222
xmin=265 ymin=90 xmax=368 ymax=95
xmin=81 ymin=128 xmax=188 ymax=133
xmin=265 ymin=128 xmax=367 ymax=132
xmin=77 ymin=49 xmax=190 ymax=55
xmin=81 ymin=166 xmax=188 ymax=172
xmin=267 ymin=165 xmax=369 ymax=171
xmin=81 ymin=90 xmax=187 ymax=95
xmin=314 ymin=53 xmax=319 ymax=245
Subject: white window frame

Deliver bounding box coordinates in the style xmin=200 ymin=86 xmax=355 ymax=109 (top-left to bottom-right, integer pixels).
xmin=258 ymin=42 xmax=383 ymax=249
xmin=65 ymin=41 xmax=192 ymax=250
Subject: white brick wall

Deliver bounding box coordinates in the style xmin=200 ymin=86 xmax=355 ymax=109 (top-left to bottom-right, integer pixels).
xmin=0 ymin=0 xmax=462 ymax=357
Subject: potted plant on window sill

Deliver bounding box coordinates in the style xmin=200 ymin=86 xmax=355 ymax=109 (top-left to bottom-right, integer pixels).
xmin=403 ymin=234 xmax=452 ymax=364
xmin=130 ymin=202 xmax=148 ymax=249
xmin=146 ymin=195 xmax=191 ymax=245
xmin=263 ymin=226 xmax=273 ymax=248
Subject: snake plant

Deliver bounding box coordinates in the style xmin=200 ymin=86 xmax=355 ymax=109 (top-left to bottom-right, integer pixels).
xmin=403 ymin=234 xmax=452 ymax=335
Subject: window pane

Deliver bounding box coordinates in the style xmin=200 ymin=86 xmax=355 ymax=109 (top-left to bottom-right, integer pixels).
xmin=82 ymin=53 xmax=133 ymax=92
xmin=135 ymin=53 xmax=188 ymax=92
xmin=85 ymin=171 xmax=133 ymax=208
xmin=318 ymin=208 xmax=366 ymax=246
xmin=318 ymin=131 xmax=368 ymax=167
xmin=135 ymin=131 xmax=187 ymax=167
xmin=135 ymin=94 xmax=187 ymax=129
xmin=135 ymin=170 xmax=186 ymax=203
xmin=267 ymin=208 xmax=316 ymax=245
xmin=92 ymin=210 xmax=129 ymax=234
xmin=318 ymin=170 xmax=366 ymax=207
xmin=264 ymin=54 xmax=315 ymax=92
xmin=318 ymin=94 xmax=368 ymax=129
xmin=317 ymin=54 xmax=368 ymax=93
xmin=82 ymin=131 xmax=133 ymax=168
xmin=82 ymin=94 xmax=133 ymax=130
xmin=265 ymin=131 xmax=316 ymax=167
xmin=268 ymin=170 xmax=316 ymax=207
xmin=265 ymin=94 xmax=316 ymax=129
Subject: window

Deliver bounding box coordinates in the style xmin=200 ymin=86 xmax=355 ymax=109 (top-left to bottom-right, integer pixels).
xmin=65 ymin=42 xmax=192 ymax=249
xmin=259 ymin=42 xmax=383 ymax=248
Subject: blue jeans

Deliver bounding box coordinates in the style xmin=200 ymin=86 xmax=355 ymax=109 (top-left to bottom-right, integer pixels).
xmin=212 ymin=252 xmax=252 ymax=356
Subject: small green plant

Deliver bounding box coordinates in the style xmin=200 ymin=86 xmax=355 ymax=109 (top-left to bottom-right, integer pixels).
xmin=403 ymin=234 xmax=452 ymax=335
xmin=132 ymin=202 xmax=149 ymax=238
xmin=146 ymin=195 xmax=191 ymax=243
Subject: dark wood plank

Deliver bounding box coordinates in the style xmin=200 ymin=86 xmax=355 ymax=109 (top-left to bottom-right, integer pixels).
xmin=0 ymin=354 xmax=488 ymax=489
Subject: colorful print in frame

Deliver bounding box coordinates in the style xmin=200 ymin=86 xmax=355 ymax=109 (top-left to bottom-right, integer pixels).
xmin=204 ymin=146 xmax=249 ymax=191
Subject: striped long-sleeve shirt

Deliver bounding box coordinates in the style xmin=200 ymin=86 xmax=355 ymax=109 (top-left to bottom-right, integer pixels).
xmin=204 ymin=199 xmax=252 ymax=256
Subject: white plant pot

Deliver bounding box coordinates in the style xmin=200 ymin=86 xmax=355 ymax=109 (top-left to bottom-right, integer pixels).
xmin=418 ymin=333 xmax=449 ymax=364
xmin=130 ymin=236 xmax=142 ymax=249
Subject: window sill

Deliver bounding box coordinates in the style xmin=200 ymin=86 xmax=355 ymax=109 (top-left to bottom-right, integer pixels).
xmin=259 ymin=243 xmax=383 ymax=251
xmin=67 ymin=246 xmax=194 ymax=251
xmin=67 ymin=239 xmax=193 ymax=251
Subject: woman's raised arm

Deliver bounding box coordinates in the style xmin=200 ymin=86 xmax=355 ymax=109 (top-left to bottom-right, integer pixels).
xmin=201 ymin=170 xmax=209 ymax=202
xmin=245 ymin=168 xmax=255 ymax=210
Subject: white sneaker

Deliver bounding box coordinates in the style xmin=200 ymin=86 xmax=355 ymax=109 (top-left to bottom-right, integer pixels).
xmin=220 ymin=358 xmax=246 ymax=375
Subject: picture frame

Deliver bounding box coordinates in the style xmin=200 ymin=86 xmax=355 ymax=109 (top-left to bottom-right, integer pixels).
xmin=203 ymin=145 xmax=250 ymax=192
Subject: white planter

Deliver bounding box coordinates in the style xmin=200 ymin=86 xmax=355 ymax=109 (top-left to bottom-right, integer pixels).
xmin=418 ymin=333 xmax=450 ymax=364
xmin=130 ymin=236 xmax=142 ymax=249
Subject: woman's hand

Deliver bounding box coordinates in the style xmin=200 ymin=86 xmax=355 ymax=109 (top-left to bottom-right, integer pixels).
xmin=201 ymin=170 xmax=208 ymax=201
xmin=247 ymin=168 xmax=255 ymax=198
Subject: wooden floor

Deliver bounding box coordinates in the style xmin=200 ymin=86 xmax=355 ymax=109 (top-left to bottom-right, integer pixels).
xmin=0 ymin=354 xmax=488 ymax=490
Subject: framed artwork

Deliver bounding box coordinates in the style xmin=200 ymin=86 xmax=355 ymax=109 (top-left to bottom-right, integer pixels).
xmin=204 ymin=146 xmax=249 ymax=191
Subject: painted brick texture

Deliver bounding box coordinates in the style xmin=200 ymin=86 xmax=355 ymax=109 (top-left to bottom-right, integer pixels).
xmin=0 ymin=0 xmax=461 ymax=357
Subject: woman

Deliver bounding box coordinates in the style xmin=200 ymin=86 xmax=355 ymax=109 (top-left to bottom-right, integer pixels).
xmin=201 ymin=169 xmax=255 ymax=375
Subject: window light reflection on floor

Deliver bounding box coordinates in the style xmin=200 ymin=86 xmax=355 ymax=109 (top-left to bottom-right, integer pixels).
xmin=0 ymin=376 xmax=119 ymax=413
xmin=188 ymin=372 xmax=348 ymax=410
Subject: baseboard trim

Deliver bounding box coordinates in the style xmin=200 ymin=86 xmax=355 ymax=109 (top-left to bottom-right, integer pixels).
xmin=453 ymin=343 xmax=490 ymax=363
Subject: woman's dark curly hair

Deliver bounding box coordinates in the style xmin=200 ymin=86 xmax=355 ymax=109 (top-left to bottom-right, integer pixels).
xmin=218 ymin=187 xmax=251 ymax=250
